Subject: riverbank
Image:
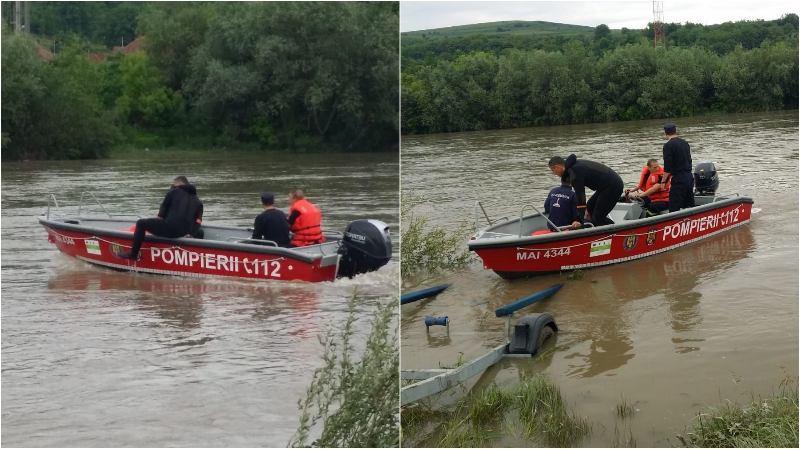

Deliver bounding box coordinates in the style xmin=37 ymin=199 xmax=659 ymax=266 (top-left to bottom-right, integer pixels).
xmin=401 ymin=378 xmax=798 ymax=447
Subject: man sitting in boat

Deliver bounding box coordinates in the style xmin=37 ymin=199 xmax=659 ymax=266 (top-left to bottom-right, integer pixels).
xmin=118 ymin=176 xmax=204 ymax=260
xmin=548 ymin=154 xmax=623 ymax=226
xmin=543 ymin=180 xmax=581 ymax=231
xmin=252 ymin=192 xmax=290 ymax=247
xmin=287 ymin=190 xmax=325 ymax=247
xmin=626 ymin=158 xmax=670 ymax=215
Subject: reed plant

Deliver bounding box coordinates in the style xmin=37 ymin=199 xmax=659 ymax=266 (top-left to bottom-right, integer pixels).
xmin=515 ymin=376 xmax=591 ymax=447
xmin=615 ymin=395 xmax=635 ymax=419
xmin=290 ymin=294 xmax=399 ymax=448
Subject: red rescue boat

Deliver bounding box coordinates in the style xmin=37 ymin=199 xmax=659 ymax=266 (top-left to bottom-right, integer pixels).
xmin=39 ymin=198 xmax=392 ymax=283
xmin=469 ymin=194 xmax=753 ymax=278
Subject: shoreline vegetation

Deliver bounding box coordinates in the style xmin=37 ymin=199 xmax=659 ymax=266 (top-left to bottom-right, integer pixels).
xmin=290 ymin=295 xmax=399 ymax=448
xmin=402 ymin=14 xmax=798 ymax=135
xmin=400 ymin=197 xmax=472 ymax=284
xmin=2 ymin=2 xmax=398 ymax=161
xmin=401 ymin=378 xmax=798 ymax=447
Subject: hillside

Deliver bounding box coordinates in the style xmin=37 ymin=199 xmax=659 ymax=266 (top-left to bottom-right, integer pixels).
xmin=403 ymin=20 xmax=593 ymax=37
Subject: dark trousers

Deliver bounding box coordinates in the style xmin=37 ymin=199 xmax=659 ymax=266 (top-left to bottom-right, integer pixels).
xmin=643 ymin=197 xmax=669 ymax=214
xmin=587 ymin=180 xmax=624 ymax=226
xmin=668 ymin=172 xmax=695 ymax=212
xmin=130 ymin=218 xmax=185 ymax=257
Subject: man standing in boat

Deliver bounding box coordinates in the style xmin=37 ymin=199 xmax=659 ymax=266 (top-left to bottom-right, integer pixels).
xmin=118 ymin=176 xmax=204 ymax=260
xmin=548 ymin=154 xmax=623 ymax=226
xmin=661 ymin=123 xmax=695 ymax=212
xmin=252 ymin=192 xmax=290 ymax=247
xmin=287 ymin=190 xmax=325 ymax=247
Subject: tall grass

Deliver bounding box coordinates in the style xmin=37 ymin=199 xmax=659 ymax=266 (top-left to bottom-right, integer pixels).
xmin=676 ymin=387 xmax=798 ymax=447
xmin=615 ymin=395 xmax=635 ymax=419
xmin=515 ymin=376 xmax=592 ymax=447
xmin=401 ymin=374 xmax=590 ymax=447
xmin=290 ymin=295 xmax=398 ymax=448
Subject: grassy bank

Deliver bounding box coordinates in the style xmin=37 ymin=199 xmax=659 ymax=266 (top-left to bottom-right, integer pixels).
xmin=677 ymin=386 xmax=798 ymax=447
xmin=401 ymin=376 xmax=591 ymax=447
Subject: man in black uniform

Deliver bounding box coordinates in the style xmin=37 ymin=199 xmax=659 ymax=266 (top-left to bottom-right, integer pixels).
xmin=252 ymin=192 xmax=290 ymax=246
xmin=548 ymin=154 xmax=623 ymax=226
xmin=118 ymin=176 xmax=204 ymax=260
xmin=661 ymin=123 xmax=695 ymax=212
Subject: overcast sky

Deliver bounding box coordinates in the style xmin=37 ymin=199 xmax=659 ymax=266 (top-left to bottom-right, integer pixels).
xmin=401 ymin=1 xmax=799 ymax=32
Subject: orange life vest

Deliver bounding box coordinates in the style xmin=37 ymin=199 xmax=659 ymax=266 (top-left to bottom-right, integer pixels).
xmin=289 ymin=198 xmax=325 ymax=247
xmin=637 ymin=166 xmax=670 ymax=203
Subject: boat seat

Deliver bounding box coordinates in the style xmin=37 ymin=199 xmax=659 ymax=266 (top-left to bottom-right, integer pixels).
xmin=605 ymin=203 xmax=645 ymax=224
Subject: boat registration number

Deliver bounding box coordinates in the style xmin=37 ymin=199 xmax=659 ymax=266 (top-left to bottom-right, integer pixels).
xmin=516 ymin=247 xmax=571 ymax=260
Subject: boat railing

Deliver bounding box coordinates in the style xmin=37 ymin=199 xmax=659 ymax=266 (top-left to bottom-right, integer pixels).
xmin=232 ymin=238 xmax=279 ymax=247
xmin=519 ymin=204 xmax=562 ymax=236
xmin=474 ymin=201 xmax=508 ymax=231
xmin=45 ymin=194 xmax=61 ymax=220
xmin=78 ymin=191 xmax=114 ymax=219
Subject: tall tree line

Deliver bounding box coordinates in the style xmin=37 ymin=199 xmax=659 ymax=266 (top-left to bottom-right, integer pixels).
xmin=1 ymin=2 xmax=399 ymax=160
xmin=402 ymin=15 xmax=798 ymax=134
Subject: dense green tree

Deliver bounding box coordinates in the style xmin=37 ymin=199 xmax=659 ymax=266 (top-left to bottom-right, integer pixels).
xmin=2 ymin=31 xmax=116 ymax=160
xmin=2 ymin=2 xmax=398 ymax=159
xmin=177 ymin=2 xmax=398 ymax=151
xmin=26 ymin=2 xmax=146 ymax=48
xmin=2 ymin=32 xmax=47 ymax=160
xmin=115 ymin=52 xmax=183 ymax=126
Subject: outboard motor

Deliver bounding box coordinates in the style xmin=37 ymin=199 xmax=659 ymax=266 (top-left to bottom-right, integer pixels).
xmin=693 ymin=161 xmax=719 ymax=195
xmin=337 ymin=219 xmax=392 ymax=278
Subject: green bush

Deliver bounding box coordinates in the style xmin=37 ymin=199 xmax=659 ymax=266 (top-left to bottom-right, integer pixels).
xmin=400 ymin=199 xmax=471 ymax=279
xmin=290 ymin=295 xmax=398 ymax=448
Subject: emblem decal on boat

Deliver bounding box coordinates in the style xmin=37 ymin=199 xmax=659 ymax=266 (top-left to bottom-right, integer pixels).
xmin=110 ymin=243 xmax=125 ymax=257
xmin=623 ymin=235 xmax=638 ymax=251
xmin=646 ymin=228 xmax=658 ymax=245
xmin=589 ymin=239 xmax=611 ymax=257
xmin=84 ymin=239 xmax=102 ymax=255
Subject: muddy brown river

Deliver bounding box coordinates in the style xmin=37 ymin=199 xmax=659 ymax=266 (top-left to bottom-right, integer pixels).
xmin=401 ymin=111 xmax=798 ymax=446
xmin=1 ymin=151 xmax=398 ymax=447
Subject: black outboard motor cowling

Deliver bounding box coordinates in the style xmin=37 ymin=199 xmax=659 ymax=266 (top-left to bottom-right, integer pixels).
xmin=693 ymin=161 xmax=719 ymax=195
xmin=337 ymin=219 xmax=392 ymax=278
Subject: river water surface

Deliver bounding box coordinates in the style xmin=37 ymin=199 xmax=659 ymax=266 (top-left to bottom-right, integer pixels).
xmin=1 ymin=151 xmax=398 ymax=447
xmin=401 ymin=111 xmax=798 ymax=446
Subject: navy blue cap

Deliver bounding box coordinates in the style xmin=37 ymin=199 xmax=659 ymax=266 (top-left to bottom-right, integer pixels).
xmin=260 ymin=192 xmax=275 ymax=205
xmin=663 ymin=123 xmax=677 ymax=133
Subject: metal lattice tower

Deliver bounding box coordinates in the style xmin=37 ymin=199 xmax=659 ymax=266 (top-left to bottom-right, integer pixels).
xmin=652 ymin=0 xmax=665 ymax=48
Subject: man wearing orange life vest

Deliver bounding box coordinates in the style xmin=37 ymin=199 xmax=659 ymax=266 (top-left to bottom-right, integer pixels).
xmin=287 ymin=190 xmax=325 ymax=247
xmin=626 ymin=158 xmax=670 ymax=215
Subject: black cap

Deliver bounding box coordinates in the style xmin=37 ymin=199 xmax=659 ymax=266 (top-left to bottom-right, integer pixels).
xmin=260 ymin=192 xmax=275 ymax=205
xmin=663 ymin=123 xmax=677 ymax=134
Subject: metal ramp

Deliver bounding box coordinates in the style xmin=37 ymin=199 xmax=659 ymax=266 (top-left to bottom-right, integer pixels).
xmin=400 ymin=284 xmax=562 ymax=406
